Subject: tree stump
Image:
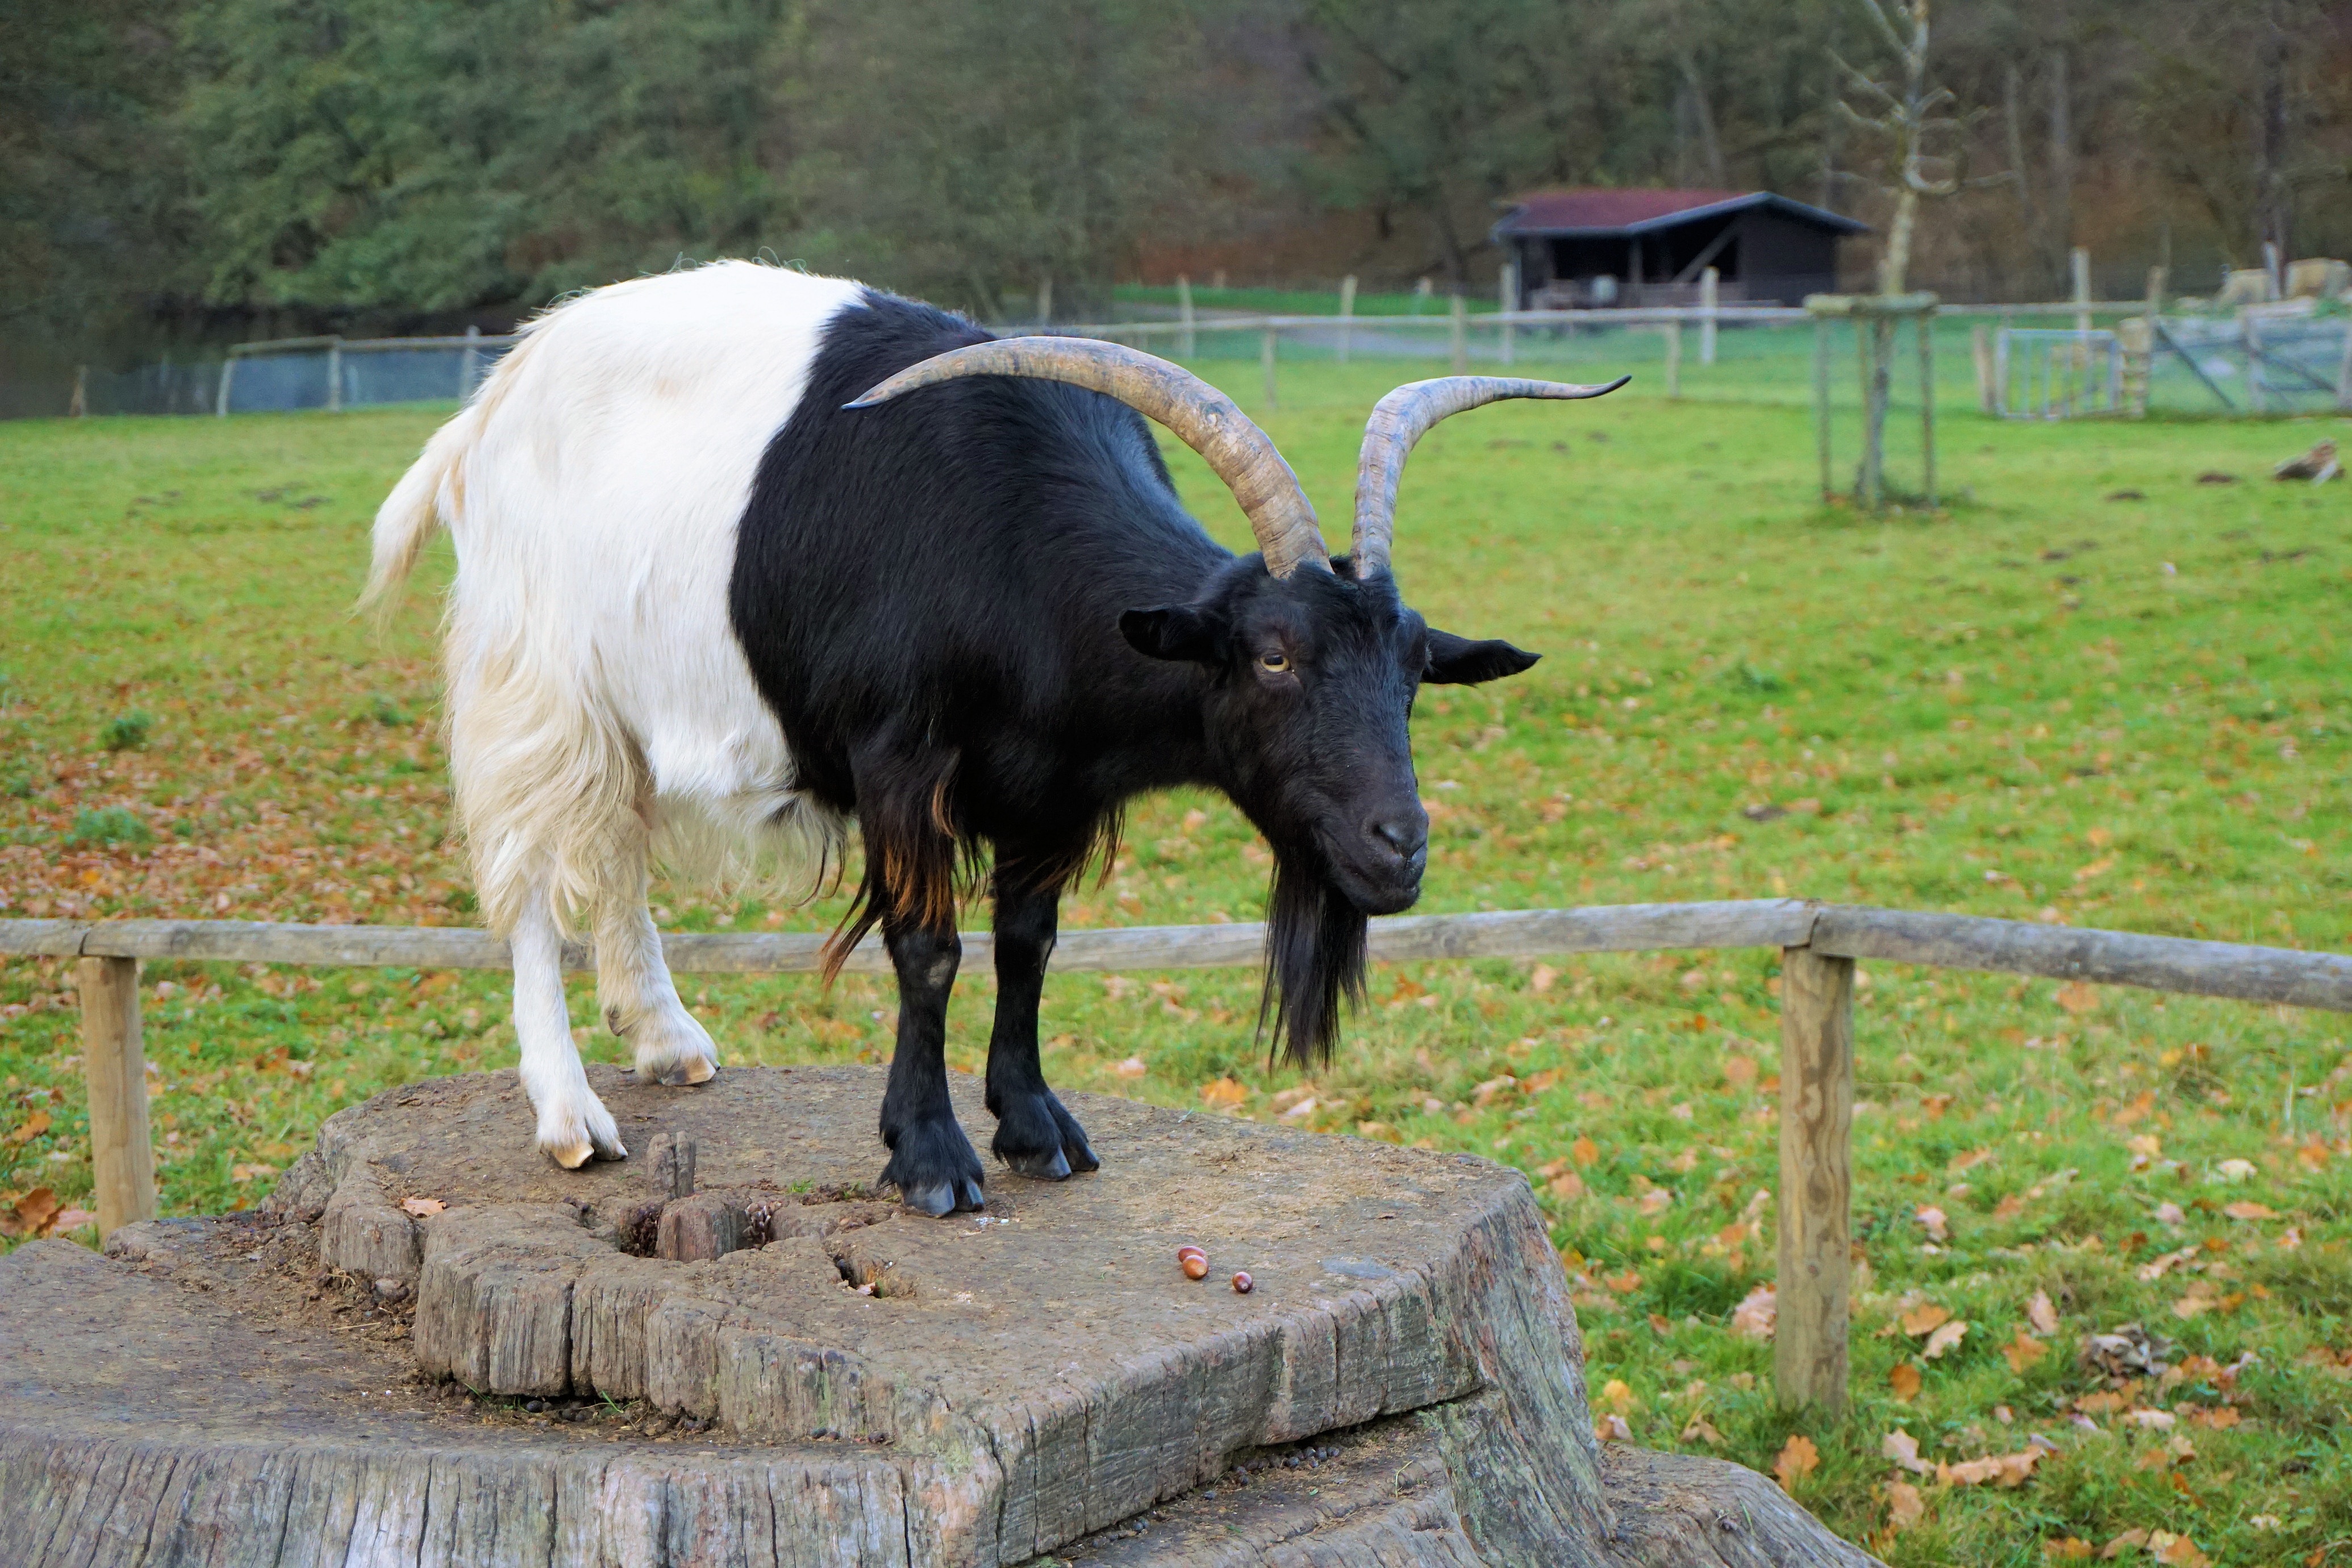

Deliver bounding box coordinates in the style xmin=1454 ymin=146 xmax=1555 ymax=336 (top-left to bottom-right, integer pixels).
xmin=0 ymin=1065 xmax=1875 ymax=1566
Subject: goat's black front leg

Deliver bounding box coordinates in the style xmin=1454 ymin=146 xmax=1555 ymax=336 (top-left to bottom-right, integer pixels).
xmin=878 ymin=919 xmax=986 ymax=1216
xmin=985 ymin=873 xmax=1098 ymax=1180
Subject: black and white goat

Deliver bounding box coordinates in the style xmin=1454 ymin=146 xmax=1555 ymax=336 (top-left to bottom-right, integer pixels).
xmin=364 ymin=261 xmax=1620 ymax=1213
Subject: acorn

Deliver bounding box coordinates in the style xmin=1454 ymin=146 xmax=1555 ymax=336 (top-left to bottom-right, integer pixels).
xmin=1231 ymin=1271 xmax=1254 ymax=1295
xmin=1177 ymin=1245 xmax=1208 ymax=1280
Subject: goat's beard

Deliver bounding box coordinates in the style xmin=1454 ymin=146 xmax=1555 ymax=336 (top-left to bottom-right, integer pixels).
xmin=1259 ymin=847 xmax=1370 ymax=1067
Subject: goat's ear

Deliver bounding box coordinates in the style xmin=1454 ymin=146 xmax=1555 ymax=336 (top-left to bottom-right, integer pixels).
xmin=1424 ymin=629 xmax=1540 ymax=685
xmin=1120 ymin=604 xmax=1225 ymax=663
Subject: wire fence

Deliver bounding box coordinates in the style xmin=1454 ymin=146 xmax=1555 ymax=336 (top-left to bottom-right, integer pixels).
xmin=16 ymin=301 xmax=2334 ymax=424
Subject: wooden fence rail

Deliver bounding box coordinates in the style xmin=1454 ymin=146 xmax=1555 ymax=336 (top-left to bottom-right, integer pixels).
xmin=6 ymin=900 xmax=2347 ymax=1416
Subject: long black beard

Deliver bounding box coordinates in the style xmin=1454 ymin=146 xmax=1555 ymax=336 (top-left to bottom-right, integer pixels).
xmin=1259 ymin=849 xmax=1370 ymax=1067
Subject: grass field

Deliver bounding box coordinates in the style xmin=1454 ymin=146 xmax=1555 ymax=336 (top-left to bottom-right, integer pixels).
xmin=2 ymin=358 xmax=2348 ymax=1564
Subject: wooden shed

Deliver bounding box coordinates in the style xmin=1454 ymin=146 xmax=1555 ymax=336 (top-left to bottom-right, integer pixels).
xmin=1492 ymin=188 xmax=1868 ymax=309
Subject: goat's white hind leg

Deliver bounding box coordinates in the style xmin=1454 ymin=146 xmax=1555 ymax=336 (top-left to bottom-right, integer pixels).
xmin=595 ymin=815 xmax=718 ymax=1087
xmin=512 ymin=887 xmax=628 ymax=1167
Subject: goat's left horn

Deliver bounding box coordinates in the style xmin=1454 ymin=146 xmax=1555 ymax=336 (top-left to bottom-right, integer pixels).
xmin=848 ymin=337 xmax=1332 ymax=579
xmin=1352 ymin=375 xmax=1629 ymax=578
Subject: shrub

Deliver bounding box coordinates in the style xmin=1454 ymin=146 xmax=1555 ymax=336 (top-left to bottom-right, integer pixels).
xmin=100 ymin=710 xmax=156 ymax=750
xmin=67 ymin=806 xmax=153 ymax=847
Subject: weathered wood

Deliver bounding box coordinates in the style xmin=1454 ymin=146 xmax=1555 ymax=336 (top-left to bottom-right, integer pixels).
xmin=1812 ymin=906 xmax=2352 ymax=1012
xmin=1775 ymin=946 xmax=1853 ymax=1417
xmin=656 ymin=1192 xmax=744 ymax=1262
xmin=77 ymin=956 xmax=156 ymax=1235
xmin=0 ymin=919 xmax=92 ymax=956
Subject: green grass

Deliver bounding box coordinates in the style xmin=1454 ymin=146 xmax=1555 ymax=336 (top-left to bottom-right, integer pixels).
xmin=2 ymin=366 xmax=2349 ymax=1564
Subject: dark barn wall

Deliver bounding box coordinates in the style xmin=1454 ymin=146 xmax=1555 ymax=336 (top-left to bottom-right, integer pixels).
xmin=1727 ymin=211 xmax=1840 ymax=302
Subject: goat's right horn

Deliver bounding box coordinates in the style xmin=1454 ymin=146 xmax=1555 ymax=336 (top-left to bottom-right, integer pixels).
xmin=1352 ymin=374 xmax=1630 ymax=578
xmin=848 ymin=337 xmax=1332 ymax=579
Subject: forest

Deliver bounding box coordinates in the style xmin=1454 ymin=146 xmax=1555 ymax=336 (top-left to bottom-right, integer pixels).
xmin=4 ymin=0 xmax=2348 ymax=361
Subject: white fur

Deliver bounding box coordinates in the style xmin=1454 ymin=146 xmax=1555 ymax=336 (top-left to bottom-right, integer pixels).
xmin=365 ymin=261 xmax=863 ymax=1166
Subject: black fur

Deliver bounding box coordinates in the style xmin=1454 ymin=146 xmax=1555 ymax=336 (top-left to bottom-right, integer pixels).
xmin=727 ymin=289 xmax=1536 ymax=1210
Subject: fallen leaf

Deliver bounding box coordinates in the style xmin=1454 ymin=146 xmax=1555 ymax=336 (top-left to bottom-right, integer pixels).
xmin=1112 ymin=1055 xmax=1149 ymax=1079
xmin=1899 ymin=1302 xmax=1953 ymax=1337
xmin=1531 ymin=964 xmax=1558 ymax=994
xmin=5 ymin=1110 xmax=52 ymax=1145
xmin=1949 ymin=1147 xmax=1995 ymax=1175
xmin=1599 ymin=1378 xmax=1635 ymax=1414
xmin=1938 ymin=1447 xmax=2042 ymax=1487
xmin=400 ymin=1196 xmax=445 ymax=1217
xmin=1604 ymin=1269 xmax=1641 ymax=1294
xmin=2150 ymin=1532 xmax=2210 ymax=1568
xmin=2056 ymin=980 xmax=2100 ymax=1015
xmin=1923 ymin=1319 xmax=1970 ymax=1360
xmin=1723 ymin=1054 xmax=1758 ymax=1087
xmin=1595 ymin=1412 xmax=1632 ymax=1441
xmin=13 ymin=1188 xmax=59 ymax=1235
xmin=1679 ymin=1415 xmax=1723 ymax=1445
xmin=1571 ymin=1136 xmax=1600 ymax=1167
xmin=2190 ymin=1407 xmax=2241 ymax=1431
xmin=1729 ymin=1285 xmax=1776 ymax=1340
xmin=1916 ymin=1204 xmax=1950 ymax=1242
xmin=1774 ymin=1433 xmax=1820 ymax=1491
xmin=1546 ymin=1171 xmax=1586 ymax=1202
xmin=2222 ymin=1201 xmax=2276 ymax=1221
xmin=1637 ymin=1186 xmax=1673 ymax=1216
xmin=1885 ymin=1479 xmax=1926 ymax=1532
xmin=1199 ymin=1077 xmax=1247 ymax=1109
xmin=1888 ymin=1362 xmax=1923 ymax=1401
xmin=45 ymin=1206 xmax=97 ymax=1234
xmin=230 ymin=1162 xmax=278 ymax=1183
xmin=2029 ymin=1290 xmax=2061 ymax=1336
xmin=1277 ymin=1096 xmax=1317 ymax=1122
xmin=1882 ymin=1429 xmax=1933 ymax=1474
xmin=2100 ymin=1529 xmax=2150 ymax=1559
xmin=2045 ymin=1539 xmax=2095 ymax=1561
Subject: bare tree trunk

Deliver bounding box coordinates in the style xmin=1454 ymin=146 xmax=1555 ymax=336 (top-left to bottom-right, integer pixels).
xmin=1678 ymin=56 xmax=1725 ymax=186
xmin=2047 ymin=47 xmax=2073 ymax=297
xmin=1880 ymin=186 xmax=1919 ymax=295
xmin=2258 ymin=2 xmax=2291 ymax=264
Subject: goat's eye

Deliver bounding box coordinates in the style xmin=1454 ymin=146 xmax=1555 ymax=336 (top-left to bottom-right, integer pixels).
xmin=1257 ymin=650 xmax=1292 ymax=674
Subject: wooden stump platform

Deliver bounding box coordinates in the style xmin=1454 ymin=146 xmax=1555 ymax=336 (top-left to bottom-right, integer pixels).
xmin=0 ymin=1065 xmax=1874 ymax=1566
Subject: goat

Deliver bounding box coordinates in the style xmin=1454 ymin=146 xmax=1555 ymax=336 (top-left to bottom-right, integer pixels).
xmin=364 ymin=261 xmax=1621 ymax=1213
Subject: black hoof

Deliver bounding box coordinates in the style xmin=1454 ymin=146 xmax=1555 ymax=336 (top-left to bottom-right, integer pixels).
xmin=881 ymin=1112 xmax=986 ymax=1216
xmin=991 ymin=1089 xmax=1099 ymax=1180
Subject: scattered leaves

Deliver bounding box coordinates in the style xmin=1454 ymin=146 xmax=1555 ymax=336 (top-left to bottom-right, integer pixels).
xmin=1888 ymin=1362 xmax=1923 ymax=1400
xmin=2003 ymin=1327 xmax=2049 ymax=1374
xmin=1774 ymin=1433 xmax=1820 ymax=1491
xmin=399 ymin=1196 xmax=445 ymax=1217
xmin=1882 ymin=1429 xmax=1932 ymax=1474
xmin=1199 ymin=1077 xmax=1246 ymax=1109
xmin=1923 ymin=1319 xmax=1970 ymax=1360
xmin=1729 ymin=1285 xmax=1776 ymax=1340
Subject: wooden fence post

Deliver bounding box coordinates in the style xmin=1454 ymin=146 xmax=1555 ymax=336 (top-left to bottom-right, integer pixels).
xmin=1971 ymin=324 xmax=1994 ymax=414
xmin=1699 ymin=267 xmax=1719 ymax=365
xmin=327 ymin=338 xmax=344 ymax=414
xmin=1919 ymin=312 xmax=1936 ymax=508
xmin=1177 ymin=275 xmax=1195 ymax=359
xmin=1337 ymin=274 xmax=1355 ymax=364
xmin=1663 ymin=319 xmax=1682 ymax=400
xmin=1499 ymin=261 xmax=1517 ymax=366
xmin=78 ymin=956 xmax=157 ymax=1236
xmin=1776 ymin=944 xmax=1854 ymax=1416
xmin=1812 ymin=317 xmax=1832 ymax=501
xmin=1260 ymin=330 xmax=1278 ymax=410
xmin=1449 ymin=294 xmax=1469 ymax=373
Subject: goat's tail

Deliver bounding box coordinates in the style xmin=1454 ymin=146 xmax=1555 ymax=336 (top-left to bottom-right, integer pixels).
xmin=358 ymin=402 xmax=483 ymax=624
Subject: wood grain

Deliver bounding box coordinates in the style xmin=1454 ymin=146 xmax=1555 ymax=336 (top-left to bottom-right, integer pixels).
xmin=76 ymin=956 xmax=156 ymax=1235
xmin=1775 ymin=946 xmax=1854 ymax=1417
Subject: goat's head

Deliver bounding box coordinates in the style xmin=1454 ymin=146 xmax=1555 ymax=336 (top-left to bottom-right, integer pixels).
xmin=848 ymin=341 xmax=1625 ymax=1061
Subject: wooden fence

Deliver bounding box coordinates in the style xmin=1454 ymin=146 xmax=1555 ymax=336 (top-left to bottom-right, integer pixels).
xmin=6 ymin=900 xmax=2348 ymax=1415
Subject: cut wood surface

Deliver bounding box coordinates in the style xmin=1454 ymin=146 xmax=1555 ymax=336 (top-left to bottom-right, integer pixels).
xmin=1774 ymin=948 xmax=1854 ymax=1418
xmin=0 ymin=1064 xmax=1880 ymax=1566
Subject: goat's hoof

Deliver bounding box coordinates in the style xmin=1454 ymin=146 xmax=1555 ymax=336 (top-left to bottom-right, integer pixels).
xmin=1003 ymin=1146 xmax=1072 ymax=1181
xmin=650 ymin=1057 xmax=716 ymax=1087
xmin=539 ymin=1102 xmax=628 ymax=1169
xmin=991 ymin=1089 xmax=1099 ymax=1180
xmin=899 ymin=1177 xmax=986 ymax=1217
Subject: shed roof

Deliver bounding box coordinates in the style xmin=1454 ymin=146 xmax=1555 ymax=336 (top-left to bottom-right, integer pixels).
xmin=1492 ymin=188 xmax=1869 ymax=239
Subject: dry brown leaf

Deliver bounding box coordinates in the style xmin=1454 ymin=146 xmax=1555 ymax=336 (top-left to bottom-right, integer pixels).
xmin=2099 ymin=1529 xmax=2150 ymax=1559
xmin=1598 ymin=1378 xmax=1635 ymax=1414
xmin=1571 ymin=1136 xmax=1600 ymax=1168
xmin=2003 ymin=1328 xmax=2049 ymax=1374
xmin=1546 ymin=1171 xmax=1586 ymax=1202
xmin=2044 ymin=1538 xmax=2095 ymax=1561
xmin=1899 ymin=1302 xmax=1953 ymax=1337
xmin=1112 ymin=1056 xmax=1148 ymax=1079
xmin=2056 ymin=980 xmax=2101 ymax=1014
xmin=2150 ymin=1532 xmax=2210 ymax=1568
xmin=1604 ymin=1269 xmax=1642 ymax=1294
xmin=6 ymin=1110 xmax=52 ymax=1145
xmin=46 ymin=1206 xmax=97 ymax=1234
xmin=14 ymin=1188 xmax=59 ymax=1235
xmin=1915 ymin=1204 xmax=1950 ymax=1242
xmin=1995 ymin=1193 xmax=2030 ymax=1219
xmin=1938 ymin=1447 xmax=2042 ymax=1487
xmin=1729 ymin=1285 xmax=1776 ymax=1340
xmin=400 ymin=1196 xmax=446 ymax=1217
xmin=1923 ymin=1320 xmax=1970 ymax=1360
xmin=1773 ymin=1433 xmax=1820 ymax=1491
xmin=1881 ymin=1429 xmax=1932 ymax=1474
xmin=1885 ymin=1479 xmax=1925 ymax=1532
xmin=1887 ymin=1362 xmax=1923 ymax=1401
xmin=1723 ymin=1054 xmax=1758 ymax=1088
xmin=1531 ymin=964 xmax=1558 ymax=994
xmin=1594 ymin=1413 xmax=1632 ymax=1442
xmin=1679 ymin=1415 xmax=1723 ymax=1446
xmin=2222 ymin=1201 xmax=2276 ymax=1221
xmin=1949 ymin=1147 xmax=1995 ymax=1175
xmin=2028 ymin=1290 xmax=2061 ymax=1336
xmin=1199 ymin=1077 xmax=1247 ymax=1109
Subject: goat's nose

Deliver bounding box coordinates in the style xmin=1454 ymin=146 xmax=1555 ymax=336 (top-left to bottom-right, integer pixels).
xmin=1370 ymin=815 xmax=1427 ymax=862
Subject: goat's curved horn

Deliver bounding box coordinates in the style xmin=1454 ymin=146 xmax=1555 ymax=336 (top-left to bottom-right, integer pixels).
xmin=1352 ymin=375 xmax=1630 ymax=577
xmin=847 ymin=337 xmax=1332 ymax=579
